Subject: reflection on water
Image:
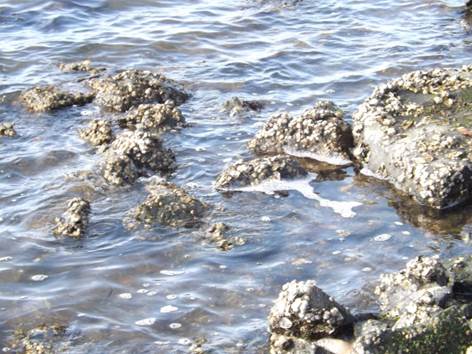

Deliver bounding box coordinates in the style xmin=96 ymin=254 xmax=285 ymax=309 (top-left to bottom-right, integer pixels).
xmin=0 ymin=0 xmax=471 ymax=352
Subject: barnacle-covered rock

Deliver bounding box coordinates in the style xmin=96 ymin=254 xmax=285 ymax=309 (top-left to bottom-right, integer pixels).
xmin=79 ymin=119 xmax=113 ymax=147
xmin=88 ymin=69 xmax=189 ymax=112
xmin=102 ymin=130 xmax=175 ymax=185
xmin=59 ymin=60 xmax=105 ymax=75
xmin=206 ymin=223 xmax=246 ymax=251
xmin=0 ymin=122 xmax=16 ymax=137
xmin=9 ymin=323 xmax=68 ymax=354
xmin=215 ymin=155 xmax=307 ymax=190
xmin=52 ymin=197 xmax=90 ymax=238
xmin=223 ymin=97 xmax=265 ymax=116
xmin=118 ymin=102 xmax=185 ymax=131
xmin=19 ymin=86 xmax=95 ymax=112
xmin=133 ymin=181 xmax=206 ymax=228
xmin=248 ymin=101 xmax=353 ymax=164
xmin=353 ymin=66 xmax=472 ymax=209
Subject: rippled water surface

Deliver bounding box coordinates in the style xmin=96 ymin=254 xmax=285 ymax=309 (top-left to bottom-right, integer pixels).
xmin=1 ymin=0 xmax=472 ymax=352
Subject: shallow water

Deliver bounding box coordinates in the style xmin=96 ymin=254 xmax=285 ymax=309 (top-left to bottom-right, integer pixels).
xmin=0 ymin=0 xmax=471 ymax=352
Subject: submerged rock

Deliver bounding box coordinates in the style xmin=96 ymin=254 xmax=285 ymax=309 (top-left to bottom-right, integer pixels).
xmin=0 ymin=122 xmax=16 ymax=137
xmin=102 ymin=130 xmax=175 ymax=185
xmin=79 ymin=119 xmax=113 ymax=147
xmin=133 ymin=181 xmax=206 ymax=228
xmin=206 ymin=223 xmax=246 ymax=251
xmin=88 ymin=69 xmax=189 ymax=112
xmin=118 ymin=102 xmax=185 ymax=131
xmin=9 ymin=323 xmax=68 ymax=354
xmin=214 ymin=155 xmax=307 ymax=190
xmin=248 ymin=101 xmax=353 ymax=164
xmin=19 ymin=86 xmax=95 ymax=112
xmin=353 ymin=66 xmax=472 ymax=209
xmin=59 ymin=60 xmax=105 ymax=75
xmin=52 ymin=197 xmax=91 ymax=238
xmin=223 ymin=97 xmax=265 ymax=116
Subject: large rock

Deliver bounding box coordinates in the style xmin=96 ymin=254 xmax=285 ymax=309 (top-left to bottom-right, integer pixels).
xmin=102 ymin=130 xmax=175 ymax=185
xmin=52 ymin=197 xmax=91 ymax=238
xmin=88 ymin=69 xmax=189 ymax=112
xmin=117 ymin=102 xmax=185 ymax=131
xmin=19 ymin=86 xmax=94 ymax=112
xmin=353 ymin=66 xmax=472 ymax=209
xmin=214 ymin=155 xmax=307 ymax=190
xmin=248 ymin=101 xmax=353 ymax=164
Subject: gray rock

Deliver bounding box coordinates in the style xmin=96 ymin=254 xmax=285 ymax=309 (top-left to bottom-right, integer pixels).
xmin=19 ymin=85 xmax=95 ymax=112
xmin=353 ymin=66 xmax=472 ymax=209
xmin=0 ymin=122 xmax=16 ymax=137
xmin=79 ymin=119 xmax=113 ymax=147
xmin=52 ymin=197 xmax=91 ymax=238
xmin=118 ymin=102 xmax=185 ymax=131
xmin=248 ymin=101 xmax=353 ymax=164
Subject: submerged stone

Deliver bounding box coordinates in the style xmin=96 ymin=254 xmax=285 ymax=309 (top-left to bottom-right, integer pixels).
xmin=19 ymin=85 xmax=95 ymax=112
xmin=102 ymin=130 xmax=175 ymax=185
xmin=118 ymin=102 xmax=185 ymax=131
xmin=223 ymin=96 xmax=265 ymax=116
xmin=88 ymin=69 xmax=189 ymax=112
xmin=59 ymin=60 xmax=105 ymax=75
xmin=353 ymin=66 xmax=472 ymax=209
xmin=53 ymin=197 xmax=91 ymax=238
xmin=206 ymin=223 xmax=246 ymax=251
xmin=248 ymin=101 xmax=353 ymax=164
xmin=133 ymin=181 xmax=206 ymax=228
xmin=9 ymin=323 xmax=68 ymax=354
xmin=0 ymin=122 xmax=16 ymax=137
xmin=79 ymin=119 xmax=113 ymax=147
xmin=214 ymin=155 xmax=307 ymax=190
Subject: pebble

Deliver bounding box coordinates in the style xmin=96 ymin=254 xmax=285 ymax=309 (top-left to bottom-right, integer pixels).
xmin=160 ymin=305 xmax=178 ymax=313
xmin=373 ymin=233 xmax=392 ymax=242
xmin=31 ymin=274 xmax=48 ymax=282
xmin=135 ymin=317 xmax=156 ymax=326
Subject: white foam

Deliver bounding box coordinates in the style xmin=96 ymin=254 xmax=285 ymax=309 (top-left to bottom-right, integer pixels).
xmin=160 ymin=270 xmax=185 ymax=276
xmin=283 ymin=147 xmax=352 ymax=166
xmin=135 ymin=317 xmax=156 ymax=326
xmin=160 ymin=305 xmax=178 ymax=313
xmin=360 ymin=167 xmax=387 ymax=180
xmin=234 ymin=175 xmax=362 ymax=218
xmin=31 ymin=274 xmax=48 ymax=282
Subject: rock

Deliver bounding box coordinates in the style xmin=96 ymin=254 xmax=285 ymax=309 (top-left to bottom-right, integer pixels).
xmin=445 ymin=256 xmax=472 ymax=302
xmin=52 ymin=197 xmax=91 ymax=238
xmin=268 ymin=280 xmax=354 ymax=342
xmin=79 ymin=119 xmax=113 ymax=147
xmin=19 ymin=86 xmax=95 ymax=112
xmin=0 ymin=122 xmax=16 ymax=137
xmin=102 ymin=130 xmax=175 ymax=185
xmin=118 ymin=102 xmax=185 ymax=131
xmin=9 ymin=323 xmax=68 ymax=354
xmin=133 ymin=181 xmax=206 ymax=228
xmin=352 ymin=66 xmax=472 ymax=209
xmin=206 ymin=223 xmax=246 ymax=251
xmin=88 ymin=69 xmax=189 ymax=112
xmin=214 ymin=155 xmax=307 ymax=190
xmin=223 ymin=97 xmax=265 ymax=116
xmin=59 ymin=60 xmax=105 ymax=75
xmin=248 ymin=101 xmax=353 ymax=164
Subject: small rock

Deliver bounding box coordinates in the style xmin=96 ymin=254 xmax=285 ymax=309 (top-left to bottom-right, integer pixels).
xmin=0 ymin=122 xmax=16 ymax=137
xmin=19 ymin=85 xmax=95 ymax=112
xmin=59 ymin=60 xmax=105 ymax=75
xmin=79 ymin=119 xmax=113 ymax=147
xmin=118 ymin=102 xmax=185 ymax=131
xmin=52 ymin=197 xmax=91 ymax=238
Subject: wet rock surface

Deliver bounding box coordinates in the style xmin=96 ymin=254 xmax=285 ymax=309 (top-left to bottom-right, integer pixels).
xmin=353 ymin=66 xmax=472 ymax=209
xmin=59 ymin=60 xmax=105 ymax=75
xmin=205 ymin=223 xmax=246 ymax=251
xmin=248 ymin=101 xmax=353 ymax=164
xmin=214 ymin=155 xmax=307 ymax=190
xmin=7 ymin=324 xmax=68 ymax=354
xmin=79 ymin=119 xmax=113 ymax=147
xmin=0 ymin=122 xmax=16 ymax=137
xmin=118 ymin=102 xmax=185 ymax=131
xmin=223 ymin=96 xmax=265 ymax=116
xmin=88 ymin=69 xmax=189 ymax=112
xmin=133 ymin=181 xmax=206 ymax=228
xmin=52 ymin=197 xmax=91 ymax=238
xmin=102 ymin=130 xmax=175 ymax=185
xmin=19 ymin=86 xmax=95 ymax=112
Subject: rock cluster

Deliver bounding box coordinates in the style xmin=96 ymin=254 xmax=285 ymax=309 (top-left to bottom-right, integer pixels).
xmin=52 ymin=197 xmax=91 ymax=238
xmin=79 ymin=119 xmax=113 ymax=147
xmin=118 ymin=102 xmax=185 ymax=131
xmin=59 ymin=60 xmax=105 ymax=75
xmin=215 ymin=155 xmax=307 ymax=190
xmin=19 ymin=86 xmax=95 ymax=112
xmin=133 ymin=181 xmax=206 ymax=228
xmin=0 ymin=122 xmax=16 ymax=137
xmin=206 ymin=223 xmax=246 ymax=251
xmin=102 ymin=130 xmax=175 ymax=185
xmin=248 ymin=101 xmax=353 ymax=164
xmin=88 ymin=69 xmax=189 ymax=112
xmin=353 ymin=66 xmax=472 ymax=209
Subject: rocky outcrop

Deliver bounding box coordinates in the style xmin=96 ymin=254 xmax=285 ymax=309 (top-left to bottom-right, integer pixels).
xmin=215 ymin=155 xmax=307 ymax=190
xmin=248 ymin=101 xmax=353 ymax=164
xmin=88 ymin=69 xmax=189 ymax=112
xmin=53 ymin=198 xmax=91 ymax=238
xmin=118 ymin=102 xmax=185 ymax=131
xmin=0 ymin=122 xmax=16 ymax=137
xmin=102 ymin=130 xmax=175 ymax=185
xmin=353 ymin=66 xmax=472 ymax=209
xmin=133 ymin=181 xmax=206 ymax=228
xmin=79 ymin=119 xmax=113 ymax=147
xmin=19 ymin=86 xmax=94 ymax=112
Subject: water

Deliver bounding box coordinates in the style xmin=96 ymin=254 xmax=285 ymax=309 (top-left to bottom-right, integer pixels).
xmin=0 ymin=0 xmax=471 ymax=352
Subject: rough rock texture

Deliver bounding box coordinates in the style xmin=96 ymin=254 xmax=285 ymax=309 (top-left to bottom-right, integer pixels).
xmin=102 ymin=130 xmax=175 ymax=185
xmin=206 ymin=223 xmax=246 ymax=251
xmin=8 ymin=324 xmax=68 ymax=354
xmin=223 ymin=97 xmax=265 ymax=116
xmin=118 ymin=102 xmax=185 ymax=131
xmin=353 ymin=66 xmax=472 ymax=209
xmin=248 ymin=101 xmax=353 ymax=164
xmin=79 ymin=119 xmax=113 ymax=147
xmin=0 ymin=122 xmax=16 ymax=137
xmin=19 ymin=86 xmax=95 ymax=112
xmin=59 ymin=60 xmax=105 ymax=75
xmin=268 ymin=280 xmax=354 ymax=341
xmin=133 ymin=181 xmax=206 ymax=228
xmin=214 ymin=155 xmax=307 ymax=190
xmin=52 ymin=198 xmax=91 ymax=238
xmin=88 ymin=69 xmax=189 ymax=112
